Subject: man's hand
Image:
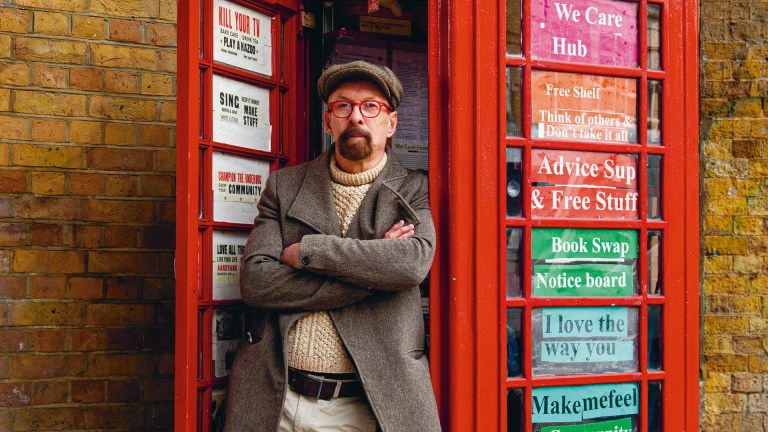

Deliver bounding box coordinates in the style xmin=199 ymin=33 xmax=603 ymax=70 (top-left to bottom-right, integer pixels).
xmin=383 ymin=220 xmax=414 ymax=239
xmin=280 ymin=242 xmax=301 ymax=268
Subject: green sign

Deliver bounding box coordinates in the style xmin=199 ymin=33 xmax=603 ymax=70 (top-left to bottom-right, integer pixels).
xmin=532 ymin=383 xmax=639 ymax=423
xmin=533 ymin=263 xmax=634 ymax=297
xmin=532 ymin=228 xmax=638 ymax=260
xmin=541 ymin=417 xmax=633 ymax=432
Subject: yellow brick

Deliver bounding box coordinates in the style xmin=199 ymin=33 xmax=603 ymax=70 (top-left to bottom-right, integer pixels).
xmin=702 ymin=372 xmax=731 ymax=392
xmin=10 ymin=301 xmax=84 ymax=326
xmin=704 ymin=255 xmax=733 ymax=273
xmin=0 ymin=35 xmax=12 ymax=59
xmin=13 ymin=249 xmax=85 ymax=273
xmin=70 ymin=121 xmax=103 ymax=144
xmin=704 ymin=178 xmax=733 ymax=197
xmin=749 ymin=317 xmax=768 ymax=334
xmin=0 ymin=7 xmax=30 ymax=33
xmin=33 ymin=11 xmax=69 ymax=36
xmin=703 ymin=216 xmax=733 ymax=234
xmin=733 ymin=255 xmax=764 ymax=274
xmin=31 ymin=118 xmax=67 ymax=143
xmin=747 ymin=197 xmax=768 ymax=215
xmin=732 ymin=98 xmax=763 ymax=117
xmin=90 ymin=44 xmax=157 ymax=70
xmin=0 ymin=88 xmax=8 ymax=112
xmin=141 ymin=73 xmax=174 ymax=96
xmin=702 ymin=391 xmax=746 ymax=412
xmin=0 ymin=115 xmax=31 ymax=140
xmin=0 ymin=143 xmax=9 ymax=165
xmin=0 ymin=62 xmax=31 ymax=86
xmin=750 ymin=119 xmax=767 ymax=138
xmin=139 ymin=124 xmax=172 ymax=147
xmin=104 ymin=175 xmax=138 ymax=196
xmin=105 ymin=70 xmax=138 ymax=94
xmin=155 ymin=149 xmax=175 ymax=172
xmin=734 ymin=179 xmax=761 ymax=197
xmin=145 ymin=23 xmax=176 ymax=46
xmin=705 ymin=316 xmax=750 ymax=335
xmin=13 ymin=144 xmax=83 ymax=168
xmin=159 ymin=0 xmax=177 ymax=21
xmin=89 ymin=0 xmax=158 ymax=18
xmin=706 ymin=198 xmax=748 ymax=216
xmin=90 ymin=96 xmax=156 ymax=121
xmin=748 ymin=355 xmax=768 ymax=373
xmin=749 ymin=160 xmax=768 ymax=177
xmin=159 ymin=101 xmax=176 ymax=122
xmin=72 ymin=15 xmax=105 ymax=39
xmin=158 ymin=50 xmax=176 ymax=72
xmin=15 ymin=37 xmax=87 ymax=64
xmin=31 ymin=171 xmax=66 ymax=195
xmin=104 ymin=122 xmax=137 ymax=145
xmin=734 ymin=61 xmax=763 ymax=80
xmin=704 ymin=274 xmax=750 ymax=293
xmin=14 ymin=91 xmax=87 ymax=117
xmin=15 ymin=0 xmax=87 ymax=12
xmin=702 ymin=334 xmax=733 ymax=354
xmin=751 ymin=276 xmax=768 ymax=294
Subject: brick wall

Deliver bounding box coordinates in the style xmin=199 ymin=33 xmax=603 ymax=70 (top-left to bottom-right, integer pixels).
xmin=0 ymin=0 xmax=176 ymax=429
xmin=700 ymin=0 xmax=768 ymax=430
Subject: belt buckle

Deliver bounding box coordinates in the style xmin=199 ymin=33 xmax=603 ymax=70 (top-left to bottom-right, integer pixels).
xmin=292 ymin=370 xmax=326 ymax=400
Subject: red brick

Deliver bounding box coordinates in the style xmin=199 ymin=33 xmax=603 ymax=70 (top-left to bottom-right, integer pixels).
xmin=157 ymin=353 xmax=174 ymax=374
xmin=0 ymin=382 xmax=32 ymax=406
xmin=30 ymin=275 xmax=66 ymax=299
xmin=105 ymin=70 xmax=138 ymax=94
xmin=106 ymin=379 xmax=140 ymax=402
xmin=155 ymin=149 xmax=176 ymax=172
xmin=84 ymin=405 xmax=148 ymax=429
xmin=0 ymin=115 xmax=30 ymax=140
xmin=0 ymin=276 xmax=27 ymax=299
xmin=139 ymin=175 xmax=173 ymax=197
xmin=13 ymin=407 xmax=85 ymax=431
xmin=0 ymin=250 xmax=10 ymax=274
xmin=69 ymin=277 xmax=103 ymax=300
xmin=70 ymin=120 xmax=102 ymax=145
xmin=104 ymin=225 xmax=136 ymax=247
xmin=142 ymin=377 xmax=174 ymax=401
xmin=106 ymin=327 xmax=139 ymax=349
xmin=0 ymin=329 xmax=26 ymax=353
xmin=158 ymin=50 xmax=176 ymax=72
xmin=104 ymin=175 xmax=138 ymax=197
xmin=142 ymin=277 xmax=173 ymax=301
xmin=31 ymin=119 xmax=66 ymax=143
xmin=70 ymin=67 xmax=102 ymax=91
xmin=143 ymin=325 xmax=172 ymax=349
xmin=86 ymin=148 xmax=154 ymax=171
xmin=106 ymin=277 xmax=140 ymax=299
xmin=68 ymin=172 xmax=102 ymax=195
xmin=30 ymin=224 xmax=64 ymax=247
xmin=70 ymin=328 xmax=105 ymax=351
xmin=15 ymin=196 xmax=86 ymax=220
xmin=10 ymin=302 xmax=84 ymax=326
xmin=0 ymin=223 xmax=26 ymax=247
xmin=109 ymin=19 xmax=142 ymax=42
xmin=71 ymin=380 xmax=105 ymax=403
xmin=71 ymin=225 xmax=101 ymax=248
xmin=88 ymin=353 xmax=158 ymax=377
xmin=13 ymin=249 xmax=85 ymax=274
xmin=30 ymin=328 xmax=66 ymax=352
xmin=0 ymin=356 xmax=9 ymax=379
xmin=88 ymin=250 xmax=159 ymax=273
xmin=0 ymin=170 xmax=27 ymax=193
xmin=86 ymin=303 xmax=154 ymax=326
xmin=145 ymin=23 xmax=175 ymax=46
xmin=32 ymin=64 xmax=67 ymax=89
xmin=0 ymin=197 xmax=13 ymax=218
xmin=31 ymin=380 xmax=69 ymax=405
xmin=87 ymin=200 xmax=154 ymax=223
xmin=30 ymin=171 xmax=66 ymax=195
xmin=12 ymin=354 xmax=86 ymax=379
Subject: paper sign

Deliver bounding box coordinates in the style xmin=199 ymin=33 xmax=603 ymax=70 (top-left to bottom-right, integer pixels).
xmin=213 ymin=0 xmax=272 ymax=76
xmin=541 ymin=417 xmax=633 ymax=432
xmin=212 ymin=152 xmax=269 ymax=224
xmin=212 ymin=74 xmax=271 ymax=151
xmin=532 ymin=228 xmax=639 ymax=260
xmin=532 ymin=383 xmax=639 ymax=423
xmin=532 ymin=0 xmax=638 ymax=67
xmin=212 ymin=307 xmax=244 ymax=378
xmin=212 ymin=230 xmax=249 ymax=300
xmin=392 ymin=49 xmax=429 ymax=171
xmin=532 ymin=71 xmax=637 ymax=144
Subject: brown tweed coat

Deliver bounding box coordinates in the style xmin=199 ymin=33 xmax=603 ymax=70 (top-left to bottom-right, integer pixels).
xmin=223 ymin=147 xmax=441 ymax=432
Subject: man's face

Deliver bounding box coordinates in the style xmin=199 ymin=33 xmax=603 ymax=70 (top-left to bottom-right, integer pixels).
xmin=323 ymin=81 xmax=398 ymax=164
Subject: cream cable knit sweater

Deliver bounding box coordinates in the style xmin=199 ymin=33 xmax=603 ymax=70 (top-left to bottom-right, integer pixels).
xmin=286 ymin=153 xmax=388 ymax=373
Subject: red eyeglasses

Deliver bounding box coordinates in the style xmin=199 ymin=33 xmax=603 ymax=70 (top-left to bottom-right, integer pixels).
xmin=327 ymin=100 xmax=392 ymax=118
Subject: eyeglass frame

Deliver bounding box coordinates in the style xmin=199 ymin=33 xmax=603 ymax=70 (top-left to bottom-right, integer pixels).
xmin=326 ymin=100 xmax=393 ymax=119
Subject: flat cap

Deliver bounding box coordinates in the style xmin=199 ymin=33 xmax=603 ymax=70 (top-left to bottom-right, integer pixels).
xmin=318 ymin=60 xmax=404 ymax=109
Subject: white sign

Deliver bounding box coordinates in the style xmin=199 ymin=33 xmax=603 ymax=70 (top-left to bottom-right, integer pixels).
xmin=213 ymin=0 xmax=272 ymax=76
xmin=212 ymin=74 xmax=271 ymax=151
xmin=212 ymin=307 xmax=243 ymax=378
xmin=391 ymin=49 xmax=429 ymax=171
xmin=212 ymin=152 xmax=269 ymax=224
xmin=212 ymin=230 xmax=249 ymax=300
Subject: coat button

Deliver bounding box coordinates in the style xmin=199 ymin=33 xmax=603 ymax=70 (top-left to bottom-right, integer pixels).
xmin=301 ymin=256 xmax=310 ymax=266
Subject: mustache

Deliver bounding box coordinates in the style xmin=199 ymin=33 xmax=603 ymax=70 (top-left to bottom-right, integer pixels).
xmin=339 ymin=125 xmax=372 ymax=142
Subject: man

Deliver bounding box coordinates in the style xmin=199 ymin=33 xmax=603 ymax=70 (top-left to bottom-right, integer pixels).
xmin=224 ymin=61 xmax=441 ymax=432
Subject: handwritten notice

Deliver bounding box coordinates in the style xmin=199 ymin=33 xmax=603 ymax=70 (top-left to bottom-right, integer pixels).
xmin=532 ymin=0 xmax=638 ymax=66
xmin=532 ymin=307 xmax=639 ymax=374
xmin=532 ymin=71 xmax=637 ymax=144
xmin=212 ymin=230 xmax=248 ymax=300
xmin=531 ymin=150 xmax=638 ymax=219
xmin=212 ymin=74 xmax=271 ymax=151
xmin=533 ymin=383 xmax=639 ymax=423
xmin=212 ymin=152 xmax=269 ymax=224
xmin=213 ymin=0 xmax=272 ymax=75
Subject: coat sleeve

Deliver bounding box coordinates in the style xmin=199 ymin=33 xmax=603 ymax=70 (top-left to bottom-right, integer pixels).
xmin=240 ymin=173 xmax=370 ymax=311
xmin=298 ymin=173 xmax=435 ymax=291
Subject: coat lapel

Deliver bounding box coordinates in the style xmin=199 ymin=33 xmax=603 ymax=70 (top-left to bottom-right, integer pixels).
xmin=286 ymin=149 xmax=341 ymax=236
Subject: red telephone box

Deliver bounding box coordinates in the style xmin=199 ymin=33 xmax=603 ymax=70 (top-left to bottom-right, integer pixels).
xmin=176 ymin=0 xmax=700 ymax=430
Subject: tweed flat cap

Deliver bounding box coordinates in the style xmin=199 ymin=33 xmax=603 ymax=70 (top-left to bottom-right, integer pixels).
xmin=318 ymin=60 xmax=404 ymax=109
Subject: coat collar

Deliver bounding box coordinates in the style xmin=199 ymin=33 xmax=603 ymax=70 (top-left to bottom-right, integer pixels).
xmin=286 ymin=145 xmax=411 ymax=237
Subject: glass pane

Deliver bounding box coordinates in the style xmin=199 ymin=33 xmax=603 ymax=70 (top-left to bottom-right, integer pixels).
xmin=647 ymin=231 xmax=662 ymax=295
xmin=532 ymin=307 xmax=640 ymax=375
xmin=199 ymin=0 xmax=205 ymax=59
xmin=197 ymin=230 xmax=204 ymax=299
xmin=647 ymin=80 xmax=662 ymax=145
xmin=532 ymin=71 xmax=638 ymax=144
xmin=280 ymin=18 xmax=286 ymax=82
xmin=648 ymin=382 xmax=663 ymax=432
xmin=507 ymin=308 xmax=523 ymax=377
xmin=197 ymin=389 xmax=205 ymax=432
xmin=648 ymin=306 xmax=662 ymax=370
xmin=506 ymin=0 xmax=522 ymax=55
xmin=199 ymin=148 xmax=205 ymax=219
xmin=198 ymin=308 xmax=205 ymax=380
xmin=199 ymin=69 xmax=205 ymax=139
xmin=648 ymin=155 xmax=661 ymax=219
xmin=647 ymin=4 xmax=662 ymax=70
xmin=506 ymin=148 xmax=522 ymax=217
xmin=211 ymin=386 xmax=228 ymax=432
xmin=507 ymin=388 xmax=524 ymax=431
xmin=506 ymin=68 xmax=522 ymax=137
xmin=506 ymin=228 xmax=523 ymax=297
xmin=532 ymin=383 xmax=639 ymax=431
xmin=212 ymin=307 xmax=244 ymax=378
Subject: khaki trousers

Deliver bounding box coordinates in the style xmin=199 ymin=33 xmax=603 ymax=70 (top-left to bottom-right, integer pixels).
xmin=277 ymin=387 xmax=377 ymax=432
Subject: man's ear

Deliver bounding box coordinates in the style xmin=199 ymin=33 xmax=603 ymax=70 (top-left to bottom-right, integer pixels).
xmin=323 ymin=111 xmax=333 ymax=135
xmin=386 ymin=111 xmax=398 ymax=138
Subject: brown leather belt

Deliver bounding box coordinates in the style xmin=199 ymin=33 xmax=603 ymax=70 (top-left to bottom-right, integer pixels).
xmin=288 ymin=368 xmax=365 ymax=400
